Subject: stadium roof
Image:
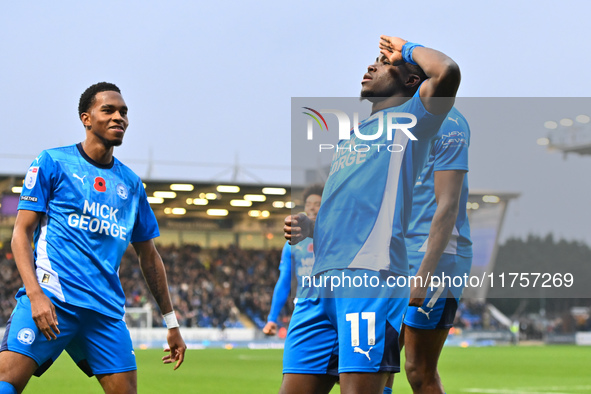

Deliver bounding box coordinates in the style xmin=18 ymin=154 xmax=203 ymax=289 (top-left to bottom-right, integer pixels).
xmin=468 ymin=190 xmax=520 ymax=201
xmin=539 ymin=117 xmax=591 ymax=156
xmin=0 ymin=175 xmax=298 ymax=223
xmin=0 ymin=175 xmax=519 ymax=230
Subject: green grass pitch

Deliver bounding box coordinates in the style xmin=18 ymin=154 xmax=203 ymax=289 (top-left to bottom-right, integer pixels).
xmin=24 ymin=346 xmax=590 ymax=393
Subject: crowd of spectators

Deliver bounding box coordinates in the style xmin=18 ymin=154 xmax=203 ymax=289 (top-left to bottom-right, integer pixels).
xmin=0 ymin=245 xmax=21 ymax=327
xmin=454 ymin=300 xmax=501 ymax=330
xmin=4 ymin=242 xmax=590 ymax=334
xmin=1 ymin=242 xmax=287 ymax=329
xmin=120 ymin=243 xmax=285 ymax=329
xmin=547 ymin=309 xmax=591 ymax=334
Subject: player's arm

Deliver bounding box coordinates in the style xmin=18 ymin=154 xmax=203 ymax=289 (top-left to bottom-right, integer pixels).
xmin=263 ymin=244 xmax=292 ymax=335
xmin=11 ymin=210 xmax=60 ymax=340
xmin=409 ymin=170 xmax=465 ymax=306
xmin=284 ymin=213 xmax=313 ymax=245
xmin=379 ymin=35 xmax=460 ymax=114
xmin=133 ymin=239 xmax=186 ymax=369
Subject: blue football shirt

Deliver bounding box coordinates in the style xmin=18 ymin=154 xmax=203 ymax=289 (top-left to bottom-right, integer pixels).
xmin=268 ymin=239 xmax=315 ymax=323
xmin=17 ymin=144 xmax=159 ymax=319
xmin=405 ymin=107 xmax=473 ymax=257
xmin=288 ymin=238 xmax=315 ymax=289
xmin=312 ymin=90 xmax=446 ymax=276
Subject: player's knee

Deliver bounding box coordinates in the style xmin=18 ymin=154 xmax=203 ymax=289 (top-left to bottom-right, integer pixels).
xmin=0 ymin=357 xmax=35 ymax=394
xmin=404 ymin=359 xmax=431 ymax=390
xmin=0 ymin=381 xmax=18 ymax=394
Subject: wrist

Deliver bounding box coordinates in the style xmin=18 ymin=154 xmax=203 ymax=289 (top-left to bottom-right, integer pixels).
xmin=413 ymin=270 xmax=431 ymax=284
xmin=401 ymin=42 xmax=424 ymax=65
xmin=26 ymin=286 xmax=45 ymax=298
xmin=163 ymin=311 xmax=180 ymax=329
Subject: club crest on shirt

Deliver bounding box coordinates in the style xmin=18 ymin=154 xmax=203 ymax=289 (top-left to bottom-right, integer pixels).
xmin=25 ymin=166 xmax=39 ymax=189
xmin=116 ymin=183 xmax=128 ymax=200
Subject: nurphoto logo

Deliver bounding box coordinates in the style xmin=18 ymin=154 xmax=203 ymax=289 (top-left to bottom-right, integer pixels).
xmin=302 ymin=107 xmax=418 ymax=141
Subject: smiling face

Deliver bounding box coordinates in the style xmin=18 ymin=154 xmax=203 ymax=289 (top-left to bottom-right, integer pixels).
xmin=360 ymin=54 xmax=419 ymax=99
xmin=304 ymin=194 xmax=322 ymax=221
xmin=80 ymin=91 xmax=128 ymax=148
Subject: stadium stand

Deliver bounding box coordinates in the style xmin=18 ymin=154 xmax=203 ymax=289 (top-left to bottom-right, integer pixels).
xmin=1 ymin=242 xmax=285 ymax=329
xmin=2 ymin=177 xmax=590 ymax=346
xmin=2 ymin=241 xmax=590 ymax=336
xmin=120 ymin=244 xmax=286 ymax=329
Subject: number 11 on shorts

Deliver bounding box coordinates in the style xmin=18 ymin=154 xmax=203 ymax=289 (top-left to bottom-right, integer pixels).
xmin=346 ymin=312 xmax=376 ymax=346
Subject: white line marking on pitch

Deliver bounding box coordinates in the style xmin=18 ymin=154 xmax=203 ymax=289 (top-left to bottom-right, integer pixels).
xmin=463 ymin=387 xmax=591 ymax=394
xmin=462 ymin=390 xmax=567 ymax=394
xmin=518 ymin=386 xmax=591 ymax=392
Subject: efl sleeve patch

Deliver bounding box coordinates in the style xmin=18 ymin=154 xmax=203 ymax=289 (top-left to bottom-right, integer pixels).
xmin=18 ymin=151 xmax=54 ymax=211
xmin=24 ymin=166 xmax=39 ymax=189
xmin=20 ymin=196 xmax=38 ymax=202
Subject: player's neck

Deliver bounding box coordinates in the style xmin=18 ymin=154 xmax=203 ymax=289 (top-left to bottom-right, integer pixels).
xmin=80 ymin=139 xmax=114 ymax=165
xmin=370 ymin=95 xmax=412 ymax=114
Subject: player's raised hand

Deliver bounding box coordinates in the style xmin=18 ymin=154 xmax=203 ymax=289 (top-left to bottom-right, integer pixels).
xmin=379 ymin=35 xmax=408 ymax=64
xmin=29 ymin=291 xmax=60 ymax=340
xmin=162 ymin=327 xmax=187 ymax=370
xmin=262 ymin=321 xmax=278 ymax=336
xmin=284 ymin=213 xmax=313 ymax=245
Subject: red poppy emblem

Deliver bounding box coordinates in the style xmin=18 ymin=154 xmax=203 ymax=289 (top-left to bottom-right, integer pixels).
xmin=94 ymin=177 xmax=107 ymax=192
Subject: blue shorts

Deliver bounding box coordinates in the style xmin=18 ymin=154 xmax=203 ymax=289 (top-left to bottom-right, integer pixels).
xmin=0 ymin=291 xmax=136 ymax=377
xmin=404 ymin=252 xmax=472 ymax=330
xmin=283 ymin=269 xmax=409 ymax=374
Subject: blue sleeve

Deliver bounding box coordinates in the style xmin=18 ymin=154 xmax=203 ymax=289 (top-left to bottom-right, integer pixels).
xmin=131 ymin=183 xmax=160 ymax=243
xmin=278 ymin=242 xmax=291 ymax=272
xmin=401 ymin=81 xmax=447 ymax=141
xmin=18 ymin=151 xmax=54 ymax=212
xmin=433 ymin=115 xmax=469 ymax=172
xmin=268 ymin=243 xmax=292 ymax=323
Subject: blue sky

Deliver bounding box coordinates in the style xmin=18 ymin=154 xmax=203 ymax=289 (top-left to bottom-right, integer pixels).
xmin=1 ymin=0 xmax=590 ymax=243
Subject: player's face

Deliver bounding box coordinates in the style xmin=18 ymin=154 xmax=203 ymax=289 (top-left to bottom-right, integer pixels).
xmin=304 ymin=194 xmax=321 ymax=221
xmin=360 ymin=55 xmax=410 ymax=98
xmin=82 ymin=91 xmax=129 ymax=148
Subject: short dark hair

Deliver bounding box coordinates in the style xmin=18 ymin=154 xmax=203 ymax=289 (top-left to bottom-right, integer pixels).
xmin=78 ymin=82 xmax=121 ymax=117
xmin=303 ymin=184 xmax=324 ymax=203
